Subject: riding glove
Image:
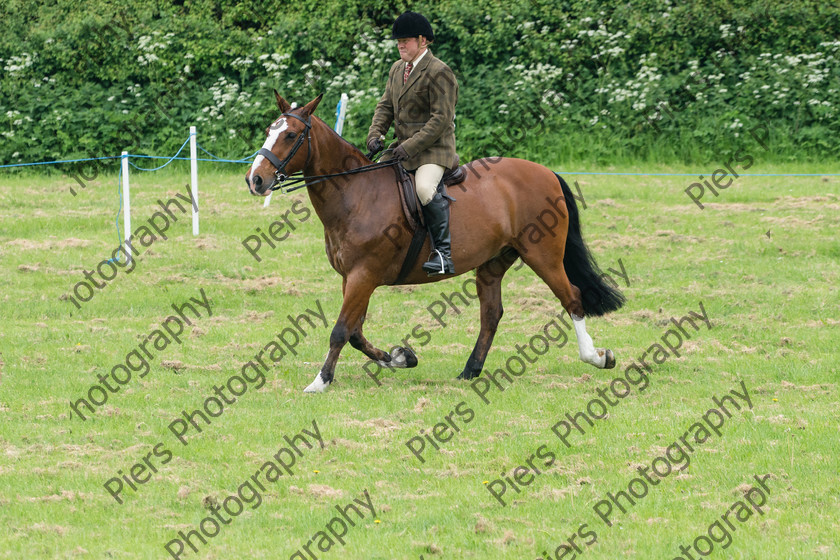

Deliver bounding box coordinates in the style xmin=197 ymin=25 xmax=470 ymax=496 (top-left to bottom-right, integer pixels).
xmin=367 ymin=137 xmax=384 ymax=153
xmin=393 ymin=145 xmax=409 ymax=161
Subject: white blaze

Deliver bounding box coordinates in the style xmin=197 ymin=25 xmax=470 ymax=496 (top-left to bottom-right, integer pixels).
xmin=249 ymin=117 xmax=288 ymax=185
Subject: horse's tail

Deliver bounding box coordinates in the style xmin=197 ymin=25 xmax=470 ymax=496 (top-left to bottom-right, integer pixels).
xmin=556 ymin=173 xmax=626 ymax=316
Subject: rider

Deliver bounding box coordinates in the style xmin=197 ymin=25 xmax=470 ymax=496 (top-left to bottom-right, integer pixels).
xmin=367 ymin=11 xmax=458 ymax=276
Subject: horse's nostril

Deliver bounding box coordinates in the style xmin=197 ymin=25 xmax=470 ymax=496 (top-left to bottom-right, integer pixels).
xmin=253 ymin=175 xmax=263 ymax=188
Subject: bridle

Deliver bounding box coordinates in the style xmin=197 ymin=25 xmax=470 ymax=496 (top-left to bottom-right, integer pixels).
xmin=255 ymin=111 xmax=402 ymax=194
xmin=257 ymin=112 xmax=312 ymax=184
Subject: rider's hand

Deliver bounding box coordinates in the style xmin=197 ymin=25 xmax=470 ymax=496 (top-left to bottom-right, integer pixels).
xmin=393 ymin=145 xmax=409 ymax=161
xmin=367 ymin=137 xmax=384 ymax=153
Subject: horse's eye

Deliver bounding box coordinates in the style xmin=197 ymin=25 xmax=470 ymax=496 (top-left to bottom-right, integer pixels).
xmin=286 ymin=132 xmax=296 ymax=139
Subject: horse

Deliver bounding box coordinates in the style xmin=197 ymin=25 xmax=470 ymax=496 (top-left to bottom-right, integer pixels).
xmin=245 ymin=92 xmax=625 ymax=393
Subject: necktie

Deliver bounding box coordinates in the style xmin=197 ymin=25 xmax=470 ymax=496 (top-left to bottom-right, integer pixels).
xmin=403 ymin=62 xmax=413 ymax=84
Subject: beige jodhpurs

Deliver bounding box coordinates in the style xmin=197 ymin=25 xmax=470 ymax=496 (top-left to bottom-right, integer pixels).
xmin=415 ymin=163 xmax=446 ymax=205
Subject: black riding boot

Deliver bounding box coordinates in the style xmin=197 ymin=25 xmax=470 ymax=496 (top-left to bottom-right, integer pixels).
xmin=421 ymin=191 xmax=455 ymax=276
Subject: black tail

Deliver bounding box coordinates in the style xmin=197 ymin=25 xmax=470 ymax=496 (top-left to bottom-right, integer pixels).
xmin=556 ymin=173 xmax=625 ymax=316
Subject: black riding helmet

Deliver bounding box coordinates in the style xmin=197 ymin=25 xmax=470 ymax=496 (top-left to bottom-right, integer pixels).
xmin=391 ymin=11 xmax=434 ymax=41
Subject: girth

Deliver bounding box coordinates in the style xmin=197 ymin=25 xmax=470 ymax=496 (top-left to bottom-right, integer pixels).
xmin=392 ymin=165 xmax=428 ymax=285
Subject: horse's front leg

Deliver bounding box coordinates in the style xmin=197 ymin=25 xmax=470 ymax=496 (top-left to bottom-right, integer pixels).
xmin=304 ymin=278 xmax=419 ymax=392
xmin=303 ymin=274 xmax=377 ymax=393
xmin=344 ymin=291 xmax=417 ymax=368
xmin=349 ymin=320 xmax=419 ymax=371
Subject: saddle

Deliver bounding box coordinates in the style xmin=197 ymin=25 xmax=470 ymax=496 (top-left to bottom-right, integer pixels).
xmin=391 ymin=163 xmax=465 ymax=285
xmin=442 ymin=163 xmax=467 ymax=187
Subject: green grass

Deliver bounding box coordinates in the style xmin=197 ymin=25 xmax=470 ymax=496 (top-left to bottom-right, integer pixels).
xmin=0 ymin=161 xmax=838 ymax=559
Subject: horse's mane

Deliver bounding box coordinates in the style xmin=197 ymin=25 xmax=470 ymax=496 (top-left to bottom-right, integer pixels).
xmin=311 ymin=114 xmax=372 ymax=164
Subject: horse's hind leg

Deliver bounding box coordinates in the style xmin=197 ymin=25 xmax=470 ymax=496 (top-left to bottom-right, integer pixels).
xmin=457 ymin=249 xmax=519 ymax=380
xmin=520 ymin=245 xmax=616 ymax=370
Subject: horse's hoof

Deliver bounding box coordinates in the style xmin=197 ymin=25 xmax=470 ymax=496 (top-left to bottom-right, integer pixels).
xmin=304 ymin=371 xmax=331 ymax=393
xmin=604 ymin=349 xmax=616 ymax=369
xmin=392 ymin=346 xmax=418 ymax=368
xmin=456 ymin=369 xmax=480 ymax=380
xmin=378 ymin=347 xmax=419 ymax=369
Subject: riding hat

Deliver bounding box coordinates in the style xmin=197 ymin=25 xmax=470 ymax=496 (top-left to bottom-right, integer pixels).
xmin=391 ymin=11 xmax=434 ymax=41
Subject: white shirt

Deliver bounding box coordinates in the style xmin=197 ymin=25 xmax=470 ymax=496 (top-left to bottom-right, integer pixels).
xmin=406 ymin=48 xmax=428 ymax=76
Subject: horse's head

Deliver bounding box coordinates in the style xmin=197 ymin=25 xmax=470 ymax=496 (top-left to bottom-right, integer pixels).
xmin=245 ymin=91 xmax=323 ymax=196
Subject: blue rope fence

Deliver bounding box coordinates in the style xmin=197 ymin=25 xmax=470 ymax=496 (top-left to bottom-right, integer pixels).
xmin=0 ymin=138 xmax=257 ymax=171
xmin=0 ymin=155 xmax=122 ymax=169
xmin=127 ymin=135 xmax=194 ymax=172
xmin=106 ymin=136 xmax=258 ymax=262
xmin=1 ymin=133 xmax=837 ymax=266
xmin=0 ymin=134 xmax=260 ymax=264
xmin=3 ymin=148 xmax=838 ymax=176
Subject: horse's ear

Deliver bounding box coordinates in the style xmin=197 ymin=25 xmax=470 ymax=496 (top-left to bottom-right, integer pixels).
xmin=274 ymin=90 xmax=292 ymax=112
xmin=301 ymin=93 xmax=324 ymax=117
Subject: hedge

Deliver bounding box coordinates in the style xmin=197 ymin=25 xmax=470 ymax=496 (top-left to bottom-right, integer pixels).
xmin=1 ymin=0 xmax=837 ymax=167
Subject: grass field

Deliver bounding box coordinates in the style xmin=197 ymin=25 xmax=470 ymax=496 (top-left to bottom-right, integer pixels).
xmin=0 ymin=161 xmax=838 ymax=559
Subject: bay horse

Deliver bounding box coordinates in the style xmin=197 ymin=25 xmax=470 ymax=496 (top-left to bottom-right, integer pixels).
xmin=245 ymin=92 xmax=625 ymax=393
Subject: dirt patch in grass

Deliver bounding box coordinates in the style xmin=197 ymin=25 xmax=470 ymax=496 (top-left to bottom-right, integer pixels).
xmin=29 ymin=523 xmax=69 ymax=536
xmin=305 ymin=484 xmax=345 ymax=500
xmin=346 ymin=417 xmax=402 ymax=435
xmin=6 ymin=237 xmax=91 ymax=250
xmin=236 ymin=275 xmax=303 ymax=295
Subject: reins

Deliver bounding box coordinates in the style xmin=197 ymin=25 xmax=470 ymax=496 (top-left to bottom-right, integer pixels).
xmin=259 ymin=112 xmax=401 ymax=194
xmin=270 ymin=158 xmax=401 ymax=194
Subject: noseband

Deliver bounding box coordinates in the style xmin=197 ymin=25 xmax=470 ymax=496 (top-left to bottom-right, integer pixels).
xmin=257 ymin=112 xmax=312 ymax=184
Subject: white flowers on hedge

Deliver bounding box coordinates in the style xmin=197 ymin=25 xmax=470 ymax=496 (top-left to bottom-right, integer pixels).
xmin=197 ymin=77 xmax=254 ymax=128
xmin=279 ymin=29 xmax=393 ymax=107
xmin=593 ymin=52 xmax=663 ymax=108
xmin=738 ymin=51 xmax=835 ymax=115
xmin=231 ymin=57 xmax=254 ymax=67
xmin=136 ymin=32 xmax=174 ymax=66
xmin=137 ymin=53 xmax=159 ymax=65
xmin=4 ymin=52 xmax=35 ymax=76
xmin=258 ymin=53 xmax=291 ymax=80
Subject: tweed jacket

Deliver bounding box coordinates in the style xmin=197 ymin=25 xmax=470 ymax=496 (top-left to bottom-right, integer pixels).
xmin=367 ymin=50 xmax=458 ymax=171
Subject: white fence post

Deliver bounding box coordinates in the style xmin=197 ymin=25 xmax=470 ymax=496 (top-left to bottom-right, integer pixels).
xmin=190 ymin=126 xmax=199 ymax=235
xmin=335 ymin=93 xmax=349 ymax=136
xmin=121 ymin=151 xmax=132 ymax=264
